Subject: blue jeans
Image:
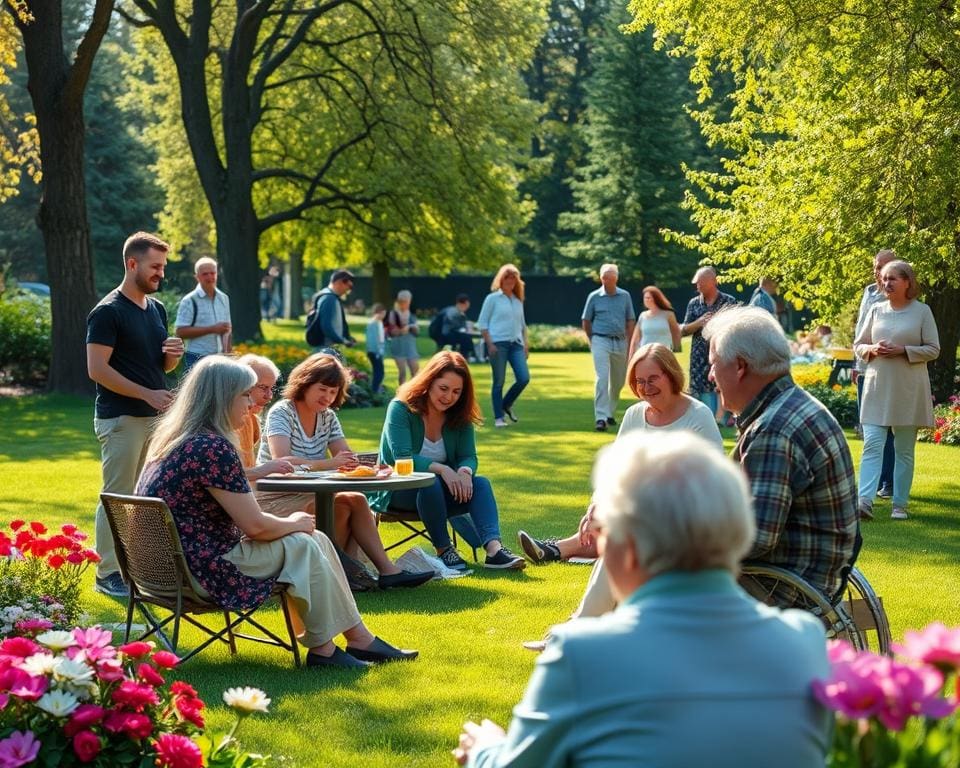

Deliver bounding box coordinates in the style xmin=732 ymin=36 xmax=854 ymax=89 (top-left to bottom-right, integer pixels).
xmin=695 ymin=390 xmax=718 ymax=415
xmin=181 ymin=351 xmax=205 ymax=375
xmin=389 ymin=475 xmax=500 ymax=551
xmin=859 ymin=424 xmax=917 ymax=508
xmin=489 ymin=341 xmax=530 ymax=419
xmin=367 ymin=352 xmax=384 ymax=393
xmin=856 ymin=375 xmax=894 ymax=489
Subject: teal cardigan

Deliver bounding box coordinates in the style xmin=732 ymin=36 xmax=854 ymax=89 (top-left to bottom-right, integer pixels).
xmin=369 ymin=398 xmax=479 ymax=512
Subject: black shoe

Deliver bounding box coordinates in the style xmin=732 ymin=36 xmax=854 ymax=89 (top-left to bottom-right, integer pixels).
xmin=595 ymin=419 xmax=607 ymax=432
xmin=378 ymin=570 xmax=434 ymax=589
xmin=307 ymin=647 xmax=371 ymax=669
xmin=504 ymin=406 xmax=519 ymax=423
xmin=94 ymin=572 xmax=128 ymax=598
xmin=484 ymin=547 xmax=526 ymax=570
xmin=346 ymin=636 xmax=419 ymax=663
xmin=438 ymin=547 xmax=469 ymax=571
xmin=606 ymin=417 xmax=616 ymax=426
xmin=517 ymin=531 xmax=561 ymax=564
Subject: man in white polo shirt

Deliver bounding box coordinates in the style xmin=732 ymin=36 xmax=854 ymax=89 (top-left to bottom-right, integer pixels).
xmin=175 ymin=257 xmax=232 ymax=371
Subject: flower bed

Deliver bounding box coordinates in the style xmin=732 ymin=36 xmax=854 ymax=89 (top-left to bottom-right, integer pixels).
xmin=919 ymin=395 xmax=960 ymax=446
xmin=526 ymin=324 xmax=589 ymax=352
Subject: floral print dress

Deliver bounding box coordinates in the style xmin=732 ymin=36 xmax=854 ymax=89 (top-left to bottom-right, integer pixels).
xmin=137 ymin=432 xmax=277 ymax=611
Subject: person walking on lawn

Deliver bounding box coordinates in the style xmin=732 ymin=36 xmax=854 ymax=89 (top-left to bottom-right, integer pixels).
xmin=175 ymin=257 xmax=232 ymax=372
xmin=86 ymin=231 xmax=184 ymax=597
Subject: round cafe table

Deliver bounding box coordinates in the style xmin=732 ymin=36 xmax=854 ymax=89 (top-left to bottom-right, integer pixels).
xmin=255 ymin=471 xmax=435 ymax=538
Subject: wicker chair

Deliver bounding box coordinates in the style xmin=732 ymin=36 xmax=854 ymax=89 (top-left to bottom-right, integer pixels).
xmin=740 ymin=563 xmax=891 ymax=653
xmin=101 ymin=493 xmax=301 ymax=666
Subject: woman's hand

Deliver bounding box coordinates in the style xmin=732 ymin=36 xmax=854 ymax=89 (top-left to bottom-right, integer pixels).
xmin=486 ymin=341 xmax=498 ymax=358
xmin=257 ymin=459 xmax=296 ymax=478
xmin=876 ymin=340 xmax=904 ymax=357
xmin=330 ymin=450 xmax=358 ymax=470
xmin=287 ymin=511 xmax=316 ymax=534
xmin=578 ymin=502 xmax=597 ymax=548
xmin=453 ymin=720 xmax=507 ymax=766
xmin=441 ymin=466 xmax=472 ymax=503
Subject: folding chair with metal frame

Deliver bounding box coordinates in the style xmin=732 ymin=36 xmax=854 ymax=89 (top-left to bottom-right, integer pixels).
xmin=101 ymin=493 xmax=301 ymax=666
xmin=377 ymin=507 xmax=479 ymax=561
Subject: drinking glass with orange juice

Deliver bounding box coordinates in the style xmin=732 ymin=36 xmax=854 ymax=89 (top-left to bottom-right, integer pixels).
xmin=395 ymin=454 xmax=413 ymax=476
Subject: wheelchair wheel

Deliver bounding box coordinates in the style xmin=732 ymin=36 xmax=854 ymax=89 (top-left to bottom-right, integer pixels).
xmin=837 ymin=567 xmax=892 ymax=654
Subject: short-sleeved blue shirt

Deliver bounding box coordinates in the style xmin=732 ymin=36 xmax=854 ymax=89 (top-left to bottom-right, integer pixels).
xmin=581 ymin=287 xmax=635 ymax=337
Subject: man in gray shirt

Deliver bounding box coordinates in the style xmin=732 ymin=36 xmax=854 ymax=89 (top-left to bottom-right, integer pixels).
xmin=305 ymin=269 xmax=356 ymax=349
xmin=582 ymin=264 xmax=636 ymax=431
xmin=175 ymin=257 xmax=232 ymax=372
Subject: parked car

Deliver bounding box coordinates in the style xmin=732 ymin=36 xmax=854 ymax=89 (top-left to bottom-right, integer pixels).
xmin=14 ymin=282 xmax=50 ymax=297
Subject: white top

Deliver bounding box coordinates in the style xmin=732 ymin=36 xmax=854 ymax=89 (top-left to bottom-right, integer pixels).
xmin=257 ymin=399 xmax=344 ymax=463
xmin=618 ymin=396 xmax=724 ymax=451
xmin=175 ymin=285 xmax=231 ymax=355
xmin=637 ymin=312 xmax=673 ymax=349
xmin=419 ymin=436 xmax=447 ymax=462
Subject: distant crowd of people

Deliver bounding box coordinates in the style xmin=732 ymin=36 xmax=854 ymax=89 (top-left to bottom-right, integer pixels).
xmin=84 ymin=231 xmax=940 ymax=765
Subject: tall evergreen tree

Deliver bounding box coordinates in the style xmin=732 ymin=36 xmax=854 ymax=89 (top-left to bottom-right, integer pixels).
xmin=559 ymin=13 xmax=708 ymax=284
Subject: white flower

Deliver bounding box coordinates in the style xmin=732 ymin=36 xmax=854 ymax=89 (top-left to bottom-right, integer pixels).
xmin=36 ymin=630 xmax=76 ymax=652
xmin=53 ymin=657 xmax=94 ymax=687
xmin=18 ymin=652 xmax=58 ymax=677
xmin=36 ymin=689 xmax=79 ymax=717
xmin=223 ymin=687 xmax=271 ymax=714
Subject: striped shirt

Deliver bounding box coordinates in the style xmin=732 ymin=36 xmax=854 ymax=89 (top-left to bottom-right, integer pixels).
xmin=257 ymin=399 xmax=344 ymax=464
xmin=734 ymin=376 xmax=858 ymax=603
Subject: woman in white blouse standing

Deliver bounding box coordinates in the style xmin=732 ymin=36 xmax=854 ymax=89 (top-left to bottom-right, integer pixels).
xmin=477 ymin=264 xmax=530 ymax=428
xmin=855 ymin=260 xmax=940 ymax=521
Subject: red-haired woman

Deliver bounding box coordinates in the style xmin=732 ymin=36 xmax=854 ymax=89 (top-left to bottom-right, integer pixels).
xmin=370 ymin=351 xmax=525 ymax=572
xmin=628 ymin=285 xmax=682 ymax=359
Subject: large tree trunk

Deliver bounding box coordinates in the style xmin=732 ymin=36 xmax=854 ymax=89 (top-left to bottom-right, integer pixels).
xmin=213 ymin=186 xmax=262 ymax=342
xmin=17 ymin=0 xmax=110 ymax=395
xmin=372 ymin=260 xmax=392 ymax=307
xmin=927 ymin=281 xmax=960 ymax=403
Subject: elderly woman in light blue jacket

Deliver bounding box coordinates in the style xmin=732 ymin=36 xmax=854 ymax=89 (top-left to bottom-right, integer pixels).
xmin=478 ymin=264 xmax=530 ymax=428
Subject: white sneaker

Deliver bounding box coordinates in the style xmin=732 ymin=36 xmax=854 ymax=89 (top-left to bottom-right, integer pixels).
xmin=494 ymin=418 xmax=508 ymax=428
xmin=891 ymin=507 xmax=909 ymax=520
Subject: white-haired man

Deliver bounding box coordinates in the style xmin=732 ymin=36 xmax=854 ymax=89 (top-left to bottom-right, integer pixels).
xmin=456 ymin=431 xmax=831 ymax=768
xmin=175 ymin=256 xmax=232 ymax=371
xmin=581 ymin=264 xmax=635 ymax=431
xmin=705 ymin=306 xmax=859 ymax=605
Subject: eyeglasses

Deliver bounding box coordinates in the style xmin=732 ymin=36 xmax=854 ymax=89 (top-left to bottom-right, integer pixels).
xmin=633 ymin=374 xmax=662 ymax=390
xmin=254 ymin=384 xmax=278 ymax=396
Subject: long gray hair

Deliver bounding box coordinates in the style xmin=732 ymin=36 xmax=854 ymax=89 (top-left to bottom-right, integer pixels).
xmin=146 ymin=356 xmax=256 ymax=462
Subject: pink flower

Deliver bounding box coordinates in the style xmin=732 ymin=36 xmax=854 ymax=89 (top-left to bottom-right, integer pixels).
xmin=813 ymin=654 xmax=887 ymax=721
xmin=1 ymin=668 xmax=48 ymax=701
xmin=174 ymin=695 xmax=205 ymax=729
xmin=111 ymin=679 xmax=161 ymax=711
xmin=61 ymin=523 xmax=78 ymax=536
xmin=153 ymin=733 xmax=203 ymax=768
xmin=72 ymin=730 xmax=101 ymax=763
xmin=94 ymin=658 xmax=125 ymax=683
xmin=137 ymin=663 xmax=165 ymax=687
xmin=151 ymin=651 xmax=179 ymax=669
xmin=170 ymin=681 xmax=198 ymax=698
xmin=13 ymin=619 xmax=53 ymax=636
xmin=879 ymin=662 xmax=956 ymax=730
xmin=118 ymin=641 xmax=154 ymax=659
xmin=0 ymin=638 xmax=39 ymax=660
xmin=65 ymin=552 xmax=85 ymax=565
xmin=0 ymin=730 xmax=41 ymax=768
xmin=826 ymin=639 xmax=858 ymax=665
xmin=64 ymin=704 xmax=106 ymax=737
xmin=70 ymin=627 xmax=116 ymax=663
xmin=103 ymin=711 xmax=154 ymax=740
xmin=0 ymin=694 xmax=7 ymax=710
xmin=896 ymin=623 xmax=960 ymax=671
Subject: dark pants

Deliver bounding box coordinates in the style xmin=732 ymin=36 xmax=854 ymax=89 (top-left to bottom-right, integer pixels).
xmin=367 ymin=353 xmax=384 ymax=393
xmin=181 ymin=351 xmax=205 ymax=375
xmin=390 ymin=476 xmax=497 ymax=550
xmin=857 ymin=374 xmax=894 ymax=490
xmin=439 ymin=331 xmax=475 ymax=358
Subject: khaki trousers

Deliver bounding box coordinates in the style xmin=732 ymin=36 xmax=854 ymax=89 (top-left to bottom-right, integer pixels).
xmin=93 ymin=415 xmax=156 ymax=577
xmin=223 ymin=531 xmax=360 ymax=648
xmin=574 ymin=556 xmax=617 ymax=619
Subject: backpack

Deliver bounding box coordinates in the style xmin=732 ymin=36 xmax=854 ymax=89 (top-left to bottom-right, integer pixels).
xmin=305 ymin=290 xmax=328 ymax=347
xmin=428 ymin=310 xmax=445 ymax=345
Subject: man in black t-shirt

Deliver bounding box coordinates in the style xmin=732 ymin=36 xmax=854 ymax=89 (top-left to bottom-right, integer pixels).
xmin=86 ymin=232 xmax=184 ymax=597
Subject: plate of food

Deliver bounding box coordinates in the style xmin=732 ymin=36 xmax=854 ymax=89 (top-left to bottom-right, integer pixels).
xmin=328 ymin=465 xmax=394 ymax=480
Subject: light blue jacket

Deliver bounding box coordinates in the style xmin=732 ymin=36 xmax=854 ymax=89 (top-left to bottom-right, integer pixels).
xmin=369 ymin=398 xmax=479 ymax=512
xmin=470 ymin=570 xmax=831 ymax=768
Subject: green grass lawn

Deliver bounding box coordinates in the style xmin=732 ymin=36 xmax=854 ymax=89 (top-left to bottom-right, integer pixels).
xmin=2 ymin=324 xmax=958 ymax=766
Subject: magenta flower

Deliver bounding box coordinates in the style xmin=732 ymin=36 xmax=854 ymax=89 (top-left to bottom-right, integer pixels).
xmin=826 ymin=639 xmax=858 ymax=665
xmin=0 ymin=638 xmax=39 ymax=661
xmin=153 ymin=733 xmax=203 ymax=768
xmin=895 ymin=623 xmax=960 ymax=672
xmin=69 ymin=627 xmax=117 ymax=663
xmin=813 ymin=653 xmax=887 ymax=721
xmin=0 ymin=730 xmax=41 ymax=768
xmin=879 ymin=662 xmax=957 ymax=730
xmin=13 ymin=619 xmax=53 ymax=635
xmin=1 ymin=668 xmax=48 ymax=701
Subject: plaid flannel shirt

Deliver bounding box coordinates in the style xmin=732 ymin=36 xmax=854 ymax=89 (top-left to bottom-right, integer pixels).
xmin=734 ymin=376 xmax=858 ymax=601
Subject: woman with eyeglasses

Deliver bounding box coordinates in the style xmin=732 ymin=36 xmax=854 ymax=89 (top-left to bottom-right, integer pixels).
xmin=518 ymin=343 xmax=722 ymax=569
xmin=256 ymin=353 xmax=432 ymax=591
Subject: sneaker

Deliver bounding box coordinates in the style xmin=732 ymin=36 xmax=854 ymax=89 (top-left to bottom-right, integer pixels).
xmin=606 ymin=416 xmax=616 ymax=426
xmin=438 ymin=547 xmax=469 ymax=571
xmin=877 ymin=485 xmax=893 ymax=498
xmin=858 ymin=499 xmax=874 ymax=521
xmin=517 ymin=530 xmax=561 ymax=564
xmin=484 ymin=547 xmax=526 ymax=570
xmin=494 ymin=418 xmax=508 ymax=428
xmin=94 ymin=572 xmax=128 ymax=598
xmin=504 ymin=406 xmax=519 ymax=423
xmin=595 ymin=419 xmax=607 ymax=432
xmin=891 ymin=507 xmax=909 ymax=520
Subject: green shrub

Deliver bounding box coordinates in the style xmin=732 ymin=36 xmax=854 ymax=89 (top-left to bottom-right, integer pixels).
xmin=526 ymin=324 xmax=589 ymax=352
xmin=803 ymin=383 xmax=858 ymax=427
xmin=0 ymin=292 xmax=51 ymax=384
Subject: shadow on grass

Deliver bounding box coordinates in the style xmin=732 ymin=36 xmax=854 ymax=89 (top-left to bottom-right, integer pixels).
xmin=355 ymin=579 xmax=503 ymax=615
xmin=0 ymin=394 xmax=98 ymax=461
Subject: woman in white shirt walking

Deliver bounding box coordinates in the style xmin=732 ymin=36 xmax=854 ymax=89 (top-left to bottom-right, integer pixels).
xmin=628 ymin=285 xmax=682 ymax=359
xmin=477 ymin=264 xmax=530 ymax=428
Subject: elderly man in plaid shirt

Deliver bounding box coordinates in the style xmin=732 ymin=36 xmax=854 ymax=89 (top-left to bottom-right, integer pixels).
xmin=705 ymin=307 xmax=859 ymax=606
